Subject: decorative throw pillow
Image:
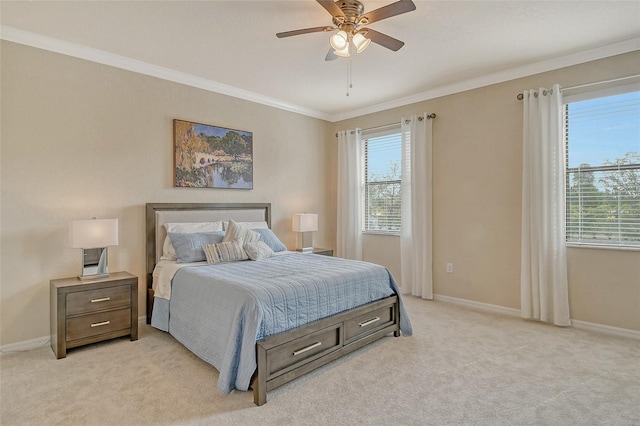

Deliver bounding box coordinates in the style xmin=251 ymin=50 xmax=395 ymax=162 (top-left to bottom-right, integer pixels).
xmin=252 ymin=228 xmax=287 ymax=252
xmin=223 ymin=219 xmax=260 ymax=245
xmin=161 ymin=221 xmax=223 ymax=260
xmin=244 ymin=241 xmax=275 ymax=261
xmin=168 ymin=231 xmax=225 ymax=263
xmin=203 ymin=239 xmax=248 ymax=264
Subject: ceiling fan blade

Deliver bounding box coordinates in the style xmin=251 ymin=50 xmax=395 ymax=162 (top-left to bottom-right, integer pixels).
xmin=325 ymin=48 xmax=338 ymax=61
xmin=316 ymin=0 xmax=345 ymax=18
xmin=360 ymin=0 xmax=416 ymax=25
xmin=276 ymin=26 xmax=335 ymax=38
xmin=364 ymin=28 xmax=405 ymax=51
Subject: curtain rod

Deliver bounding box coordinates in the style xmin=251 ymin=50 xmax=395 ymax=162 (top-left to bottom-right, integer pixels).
xmin=335 ymin=113 xmax=437 ymax=137
xmin=364 ymin=122 xmax=400 ymax=133
xmin=516 ymin=74 xmax=640 ymax=100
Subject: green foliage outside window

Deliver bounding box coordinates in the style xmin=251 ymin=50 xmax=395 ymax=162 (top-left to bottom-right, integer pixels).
xmin=366 ymin=161 xmax=401 ymax=232
xmin=567 ymin=152 xmax=640 ymax=245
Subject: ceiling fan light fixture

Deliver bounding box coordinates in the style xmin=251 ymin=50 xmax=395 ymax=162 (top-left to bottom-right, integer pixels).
xmin=276 ymin=0 xmax=416 ymax=61
xmin=352 ymin=32 xmax=371 ymax=53
xmin=329 ymin=30 xmax=349 ymax=50
xmin=334 ymin=43 xmax=351 ymax=58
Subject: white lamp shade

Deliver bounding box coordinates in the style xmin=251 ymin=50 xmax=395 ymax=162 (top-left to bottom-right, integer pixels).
xmin=70 ymin=219 xmax=119 ymax=248
xmin=353 ymin=32 xmax=371 ymax=53
xmin=292 ymin=214 xmax=318 ymax=233
xmin=333 ymin=43 xmax=350 ymax=58
xmin=329 ymin=30 xmax=348 ymax=50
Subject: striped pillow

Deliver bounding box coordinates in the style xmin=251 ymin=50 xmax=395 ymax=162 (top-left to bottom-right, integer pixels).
xmin=223 ymin=219 xmax=260 ymax=245
xmin=203 ymin=239 xmax=248 ymax=264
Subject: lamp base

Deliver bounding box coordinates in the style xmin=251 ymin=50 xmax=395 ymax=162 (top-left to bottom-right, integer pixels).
xmin=296 ymin=232 xmax=314 ymax=253
xmin=78 ymin=247 xmax=109 ymax=280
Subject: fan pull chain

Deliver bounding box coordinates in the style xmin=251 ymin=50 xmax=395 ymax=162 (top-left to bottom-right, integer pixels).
xmin=346 ymin=59 xmax=353 ymax=97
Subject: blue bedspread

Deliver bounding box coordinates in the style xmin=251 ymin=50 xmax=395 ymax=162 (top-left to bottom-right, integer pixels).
xmin=158 ymin=253 xmax=412 ymax=394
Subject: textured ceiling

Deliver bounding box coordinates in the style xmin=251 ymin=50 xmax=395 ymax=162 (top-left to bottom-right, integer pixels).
xmin=1 ymin=1 xmax=639 ymax=121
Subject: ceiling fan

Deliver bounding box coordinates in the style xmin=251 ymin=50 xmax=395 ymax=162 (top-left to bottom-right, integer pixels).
xmin=276 ymin=0 xmax=416 ymax=61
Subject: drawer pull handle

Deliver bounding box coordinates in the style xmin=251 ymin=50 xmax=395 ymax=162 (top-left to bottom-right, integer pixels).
xmin=90 ymin=321 xmax=111 ymax=328
xmin=91 ymin=297 xmax=111 ymax=303
xmin=292 ymin=341 xmax=322 ymax=356
xmin=359 ymin=316 xmax=381 ymax=327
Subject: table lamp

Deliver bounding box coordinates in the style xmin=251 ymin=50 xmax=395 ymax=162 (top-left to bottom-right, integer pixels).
xmin=292 ymin=213 xmax=318 ymax=253
xmin=70 ymin=218 xmax=119 ymax=280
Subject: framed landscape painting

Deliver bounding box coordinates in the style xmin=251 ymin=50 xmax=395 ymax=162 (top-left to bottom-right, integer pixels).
xmin=174 ymin=119 xmax=253 ymax=189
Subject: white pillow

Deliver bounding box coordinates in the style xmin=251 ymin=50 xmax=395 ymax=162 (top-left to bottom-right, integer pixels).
xmin=223 ymin=219 xmax=260 ymax=245
xmin=161 ymin=221 xmax=223 ymax=260
xmin=222 ymin=221 xmax=269 ymax=231
xmin=244 ymin=241 xmax=275 ymax=261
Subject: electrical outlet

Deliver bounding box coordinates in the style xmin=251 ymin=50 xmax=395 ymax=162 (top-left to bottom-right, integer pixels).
xmin=446 ymin=263 xmax=453 ymax=273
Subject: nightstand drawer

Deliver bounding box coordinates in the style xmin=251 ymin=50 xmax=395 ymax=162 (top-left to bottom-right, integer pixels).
xmin=66 ymin=285 xmax=131 ymax=316
xmin=66 ymin=308 xmax=131 ymax=341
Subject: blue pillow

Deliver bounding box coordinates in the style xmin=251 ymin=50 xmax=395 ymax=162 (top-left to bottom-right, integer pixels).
xmin=252 ymin=228 xmax=287 ymax=252
xmin=168 ymin=231 xmax=225 ymax=263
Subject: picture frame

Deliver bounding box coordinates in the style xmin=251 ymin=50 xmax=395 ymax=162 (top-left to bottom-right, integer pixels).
xmin=173 ymin=119 xmax=253 ymax=189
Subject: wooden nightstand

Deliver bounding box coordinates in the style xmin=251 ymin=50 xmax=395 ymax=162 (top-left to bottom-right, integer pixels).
xmin=311 ymin=248 xmax=333 ymax=256
xmin=50 ymin=271 xmax=138 ymax=359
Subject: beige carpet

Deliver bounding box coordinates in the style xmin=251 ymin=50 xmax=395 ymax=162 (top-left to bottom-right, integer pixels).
xmin=1 ymin=296 xmax=639 ymax=425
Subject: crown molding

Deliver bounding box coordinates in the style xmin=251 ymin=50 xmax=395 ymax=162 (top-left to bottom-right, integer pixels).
xmin=2 ymin=26 xmax=637 ymax=123
xmin=0 ymin=25 xmax=332 ymax=122
xmin=329 ymin=37 xmax=640 ymax=122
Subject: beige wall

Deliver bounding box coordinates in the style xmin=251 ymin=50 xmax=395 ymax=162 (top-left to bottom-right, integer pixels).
xmin=336 ymin=51 xmax=640 ymax=332
xmin=1 ymin=41 xmax=638 ymax=348
xmin=0 ymin=41 xmax=336 ymax=346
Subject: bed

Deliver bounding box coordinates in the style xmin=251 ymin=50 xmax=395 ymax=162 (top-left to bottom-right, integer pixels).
xmin=146 ymin=202 xmax=411 ymax=405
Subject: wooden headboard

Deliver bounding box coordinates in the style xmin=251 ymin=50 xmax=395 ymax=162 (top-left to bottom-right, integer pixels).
xmin=145 ymin=202 xmax=271 ymax=321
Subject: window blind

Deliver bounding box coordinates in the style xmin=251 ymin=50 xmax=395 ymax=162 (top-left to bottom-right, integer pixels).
xmin=363 ymin=129 xmax=402 ymax=233
xmin=565 ymin=90 xmax=640 ymax=247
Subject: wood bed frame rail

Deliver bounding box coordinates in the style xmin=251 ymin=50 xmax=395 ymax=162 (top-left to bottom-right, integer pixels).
xmin=252 ymin=295 xmax=400 ymax=405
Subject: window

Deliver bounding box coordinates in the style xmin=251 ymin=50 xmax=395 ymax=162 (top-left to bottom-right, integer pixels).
xmin=362 ymin=127 xmax=402 ymax=234
xmin=564 ymin=89 xmax=640 ymax=248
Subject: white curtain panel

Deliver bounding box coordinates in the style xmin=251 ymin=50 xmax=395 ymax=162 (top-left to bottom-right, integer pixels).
xmin=521 ymin=84 xmax=571 ymax=326
xmin=337 ymin=129 xmax=363 ymax=260
xmin=400 ymin=115 xmax=433 ymax=298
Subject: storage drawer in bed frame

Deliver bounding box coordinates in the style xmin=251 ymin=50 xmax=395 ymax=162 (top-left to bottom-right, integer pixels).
xmin=253 ymin=295 xmax=400 ymax=405
xmin=266 ymin=323 xmax=343 ymax=377
xmin=344 ymin=303 xmax=396 ymax=345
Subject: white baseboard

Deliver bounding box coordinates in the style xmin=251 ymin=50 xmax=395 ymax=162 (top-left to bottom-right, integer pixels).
xmin=3 ymin=300 xmax=638 ymax=352
xmin=1 ymin=316 xmax=148 ymax=355
xmin=434 ymin=294 xmax=640 ymax=341
xmin=571 ymin=319 xmax=640 ymax=340
xmin=433 ymin=294 xmax=521 ymax=317
xmin=0 ymin=336 xmax=50 ymax=354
